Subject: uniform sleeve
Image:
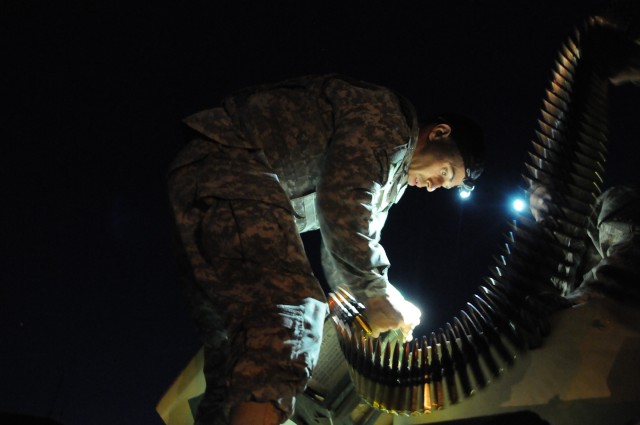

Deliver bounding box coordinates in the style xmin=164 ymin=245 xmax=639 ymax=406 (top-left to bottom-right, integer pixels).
xmin=571 ymin=186 xmax=640 ymax=302
xmin=316 ymin=78 xmax=409 ymax=302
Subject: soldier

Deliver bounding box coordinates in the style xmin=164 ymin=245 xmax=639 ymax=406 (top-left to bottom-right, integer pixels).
xmin=530 ymin=184 xmax=640 ymax=304
xmin=167 ymin=74 xmax=485 ymax=425
xmin=527 ymin=6 xmax=640 ymax=305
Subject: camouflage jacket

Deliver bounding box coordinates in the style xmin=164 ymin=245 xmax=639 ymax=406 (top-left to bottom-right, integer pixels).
xmin=182 ymin=74 xmax=419 ymax=300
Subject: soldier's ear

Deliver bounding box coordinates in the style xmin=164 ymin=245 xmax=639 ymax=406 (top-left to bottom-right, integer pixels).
xmin=429 ymin=123 xmax=452 ymax=140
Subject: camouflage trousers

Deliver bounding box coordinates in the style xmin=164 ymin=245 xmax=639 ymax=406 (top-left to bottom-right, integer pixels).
xmin=167 ymin=137 xmax=327 ymax=424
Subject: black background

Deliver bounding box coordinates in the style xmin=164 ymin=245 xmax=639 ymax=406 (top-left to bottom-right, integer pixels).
xmin=2 ymin=2 xmax=638 ymax=424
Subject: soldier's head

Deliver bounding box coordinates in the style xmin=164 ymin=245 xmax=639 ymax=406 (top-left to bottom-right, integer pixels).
xmin=408 ymin=113 xmax=484 ymax=194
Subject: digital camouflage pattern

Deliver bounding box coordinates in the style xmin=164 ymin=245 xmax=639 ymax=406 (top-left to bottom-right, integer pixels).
xmin=168 ymin=139 xmax=327 ymax=423
xmin=183 ymin=74 xmax=419 ymax=298
xmin=167 ymin=74 xmax=418 ymax=422
xmin=571 ymin=185 xmax=640 ymax=303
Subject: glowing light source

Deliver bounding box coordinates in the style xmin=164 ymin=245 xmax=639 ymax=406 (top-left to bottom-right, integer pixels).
xmin=459 ymin=190 xmax=471 ymax=199
xmin=513 ymin=198 xmax=526 ymax=212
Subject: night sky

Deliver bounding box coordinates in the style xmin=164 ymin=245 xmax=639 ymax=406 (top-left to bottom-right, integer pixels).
xmin=2 ymin=2 xmax=638 ymax=424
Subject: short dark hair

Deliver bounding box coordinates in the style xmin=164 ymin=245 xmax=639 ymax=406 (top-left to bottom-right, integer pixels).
xmin=429 ymin=113 xmax=485 ymax=192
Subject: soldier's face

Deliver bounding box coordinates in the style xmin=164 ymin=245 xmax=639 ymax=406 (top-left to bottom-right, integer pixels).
xmin=407 ymin=152 xmax=465 ymax=191
xmin=408 ymin=126 xmax=465 ymax=192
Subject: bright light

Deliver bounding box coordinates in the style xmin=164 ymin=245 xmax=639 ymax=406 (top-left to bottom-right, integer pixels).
xmin=513 ymin=198 xmax=526 ymax=212
xmin=459 ymin=190 xmax=471 ymax=199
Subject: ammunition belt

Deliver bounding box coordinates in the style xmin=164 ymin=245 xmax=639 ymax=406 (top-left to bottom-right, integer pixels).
xmin=329 ymin=15 xmax=621 ymax=416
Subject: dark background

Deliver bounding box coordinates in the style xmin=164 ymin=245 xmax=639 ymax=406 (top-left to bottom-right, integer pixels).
xmin=2 ymin=2 xmax=638 ymax=424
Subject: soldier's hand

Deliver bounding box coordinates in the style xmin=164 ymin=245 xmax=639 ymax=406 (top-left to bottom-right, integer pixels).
xmin=530 ymin=185 xmax=552 ymax=223
xmin=364 ymin=294 xmax=421 ymax=341
xmin=609 ymin=65 xmax=640 ymax=86
xmin=607 ymin=29 xmax=640 ymax=86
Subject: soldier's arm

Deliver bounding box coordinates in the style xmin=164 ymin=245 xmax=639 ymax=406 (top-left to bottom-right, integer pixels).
xmin=316 ymin=78 xmax=407 ymax=300
xmin=316 ymin=78 xmax=419 ymax=337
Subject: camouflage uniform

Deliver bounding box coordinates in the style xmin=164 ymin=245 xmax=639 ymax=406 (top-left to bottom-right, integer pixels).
xmin=571 ymin=185 xmax=640 ymax=302
xmin=167 ymin=74 xmax=418 ymax=423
